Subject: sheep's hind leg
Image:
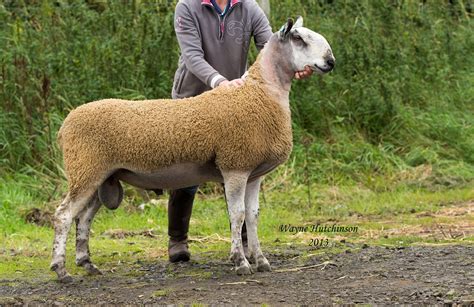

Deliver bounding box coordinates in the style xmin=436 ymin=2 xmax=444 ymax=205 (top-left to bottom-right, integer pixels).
xmin=51 ymin=190 xmax=94 ymax=283
xmin=222 ymin=170 xmax=253 ymax=275
xmin=245 ymin=177 xmax=271 ymax=272
xmin=75 ymin=192 xmax=102 ymax=275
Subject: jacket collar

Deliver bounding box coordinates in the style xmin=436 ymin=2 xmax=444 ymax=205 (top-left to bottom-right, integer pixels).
xmin=201 ymin=0 xmax=240 ymax=8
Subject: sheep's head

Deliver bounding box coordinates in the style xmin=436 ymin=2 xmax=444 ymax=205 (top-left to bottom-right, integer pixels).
xmin=278 ymin=16 xmax=335 ymax=75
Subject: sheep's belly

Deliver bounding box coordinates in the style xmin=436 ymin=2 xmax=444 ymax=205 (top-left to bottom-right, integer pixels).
xmin=115 ymin=162 xmax=223 ymax=190
xmin=114 ymin=160 xmax=282 ymax=190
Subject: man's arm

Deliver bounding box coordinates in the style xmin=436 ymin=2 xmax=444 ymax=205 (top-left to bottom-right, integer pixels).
xmin=250 ymin=2 xmax=273 ymax=50
xmin=174 ymin=3 xmax=227 ymax=88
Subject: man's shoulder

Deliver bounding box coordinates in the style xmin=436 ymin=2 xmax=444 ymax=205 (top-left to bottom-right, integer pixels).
xmin=240 ymin=0 xmax=258 ymax=5
xmin=177 ymin=0 xmax=258 ymax=7
xmin=176 ymin=0 xmax=200 ymax=9
xmin=239 ymin=0 xmax=264 ymax=15
xmin=176 ymin=0 xmax=262 ymax=16
xmin=239 ymin=0 xmax=259 ymax=7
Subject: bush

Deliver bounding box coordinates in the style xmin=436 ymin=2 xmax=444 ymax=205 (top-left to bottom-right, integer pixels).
xmin=0 ymin=1 xmax=472 ymax=196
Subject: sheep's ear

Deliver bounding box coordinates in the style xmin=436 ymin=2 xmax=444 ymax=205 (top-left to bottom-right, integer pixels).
xmin=278 ymin=18 xmax=294 ymax=41
xmin=293 ymin=16 xmax=303 ymax=28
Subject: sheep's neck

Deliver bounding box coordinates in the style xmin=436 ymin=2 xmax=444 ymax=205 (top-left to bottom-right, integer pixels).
xmin=252 ymin=38 xmax=293 ymax=112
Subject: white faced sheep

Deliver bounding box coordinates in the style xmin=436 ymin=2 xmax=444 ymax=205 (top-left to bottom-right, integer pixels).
xmin=51 ymin=17 xmax=335 ymax=283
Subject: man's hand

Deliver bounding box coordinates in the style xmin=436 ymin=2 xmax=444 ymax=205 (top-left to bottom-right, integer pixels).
xmin=294 ymin=66 xmax=314 ymax=80
xmin=218 ymin=78 xmax=245 ymax=88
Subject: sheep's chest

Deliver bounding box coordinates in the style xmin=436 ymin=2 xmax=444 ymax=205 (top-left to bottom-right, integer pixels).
xmin=216 ymin=118 xmax=293 ymax=171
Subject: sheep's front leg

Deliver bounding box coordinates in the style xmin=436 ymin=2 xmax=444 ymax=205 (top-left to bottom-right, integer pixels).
xmin=51 ymin=192 xmax=92 ymax=283
xmin=75 ymin=193 xmax=102 ymax=275
xmin=222 ymin=170 xmax=252 ymax=275
xmin=244 ymin=177 xmax=271 ymax=272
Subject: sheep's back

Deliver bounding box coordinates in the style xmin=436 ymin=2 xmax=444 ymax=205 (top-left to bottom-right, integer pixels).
xmin=59 ymin=83 xmax=292 ymax=174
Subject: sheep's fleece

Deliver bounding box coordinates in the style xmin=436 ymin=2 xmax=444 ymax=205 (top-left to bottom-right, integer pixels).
xmin=58 ymin=59 xmax=293 ymax=198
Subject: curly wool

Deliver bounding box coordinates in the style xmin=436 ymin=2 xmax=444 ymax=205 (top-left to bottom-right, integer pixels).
xmin=58 ymin=58 xmax=293 ymax=198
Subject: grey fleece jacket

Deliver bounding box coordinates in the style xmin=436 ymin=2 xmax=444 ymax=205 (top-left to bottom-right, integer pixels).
xmin=171 ymin=0 xmax=272 ymax=99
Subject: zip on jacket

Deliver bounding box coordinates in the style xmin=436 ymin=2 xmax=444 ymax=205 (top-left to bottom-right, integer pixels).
xmin=202 ymin=0 xmax=241 ymax=41
xmin=172 ymin=0 xmax=272 ymax=99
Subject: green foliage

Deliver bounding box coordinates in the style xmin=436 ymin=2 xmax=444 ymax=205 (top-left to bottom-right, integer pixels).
xmin=0 ymin=1 xmax=473 ymax=196
xmin=0 ymin=1 xmax=178 ymax=172
xmin=1 ymin=179 xmax=473 ymax=279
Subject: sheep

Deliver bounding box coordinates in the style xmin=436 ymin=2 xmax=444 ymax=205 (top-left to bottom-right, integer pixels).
xmin=51 ymin=16 xmax=335 ymax=283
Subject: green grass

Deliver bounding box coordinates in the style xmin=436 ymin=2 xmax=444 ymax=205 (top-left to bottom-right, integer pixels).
xmin=152 ymin=289 xmax=170 ymax=298
xmin=0 ymin=0 xmax=473 ymax=283
xmin=1 ymin=175 xmax=472 ymax=281
xmin=1 ymin=1 xmax=473 ymax=190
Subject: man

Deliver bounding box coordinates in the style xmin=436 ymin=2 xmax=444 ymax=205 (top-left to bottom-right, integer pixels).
xmin=168 ymin=0 xmax=312 ymax=262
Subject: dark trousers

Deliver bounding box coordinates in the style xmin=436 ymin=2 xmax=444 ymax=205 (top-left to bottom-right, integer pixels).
xmin=168 ymin=185 xmax=247 ymax=243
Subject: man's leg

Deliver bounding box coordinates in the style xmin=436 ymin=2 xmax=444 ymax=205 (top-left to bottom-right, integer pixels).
xmin=168 ymin=186 xmax=198 ymax=262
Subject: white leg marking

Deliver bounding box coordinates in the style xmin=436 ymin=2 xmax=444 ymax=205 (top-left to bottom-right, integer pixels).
xmin=222 ymin=169 xmax=252 ymax=275
xmin=75 ymin=193 xmax=102 ymax=275
xmin=51 ymin=191 xmax=95 ymax=282
xmin=244 ymin=177 xmax=271 ymax=272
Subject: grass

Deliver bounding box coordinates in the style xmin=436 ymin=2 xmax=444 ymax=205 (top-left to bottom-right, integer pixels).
xmin=0 ymin=0 xmax=473 ymax=285
xmin=152 ymin=289 xmax=170 ymax=298
xmin=1 ymin=174 xmax=472 ymax=281
xmin=1 ymin=1 xmax=473 ymax=187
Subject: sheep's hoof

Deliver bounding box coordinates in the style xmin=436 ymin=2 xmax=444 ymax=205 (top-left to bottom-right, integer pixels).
xmin=236 ymin=261 xmax=253 ymax=275
xmin=51 ymin=263 xmax=73 ymax=283
xmin=58 ymin=274 xmax=74 ymax=284
xmin=84 ymin=263 xmax=103 ymax=275
xmin=256 ymin=257 xmax=271 ymax=272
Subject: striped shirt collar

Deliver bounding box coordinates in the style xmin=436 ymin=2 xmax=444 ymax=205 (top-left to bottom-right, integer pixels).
xmin=212 ymin=0 xmax=230 ymax=15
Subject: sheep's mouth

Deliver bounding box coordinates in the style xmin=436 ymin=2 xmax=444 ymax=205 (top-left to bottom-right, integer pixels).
xmin=310 ymin=64 xmax=332 ymax=73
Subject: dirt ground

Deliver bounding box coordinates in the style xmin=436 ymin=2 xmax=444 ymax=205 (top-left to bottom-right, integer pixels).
xmin=0 ymin=244 xmax=473 ymax=305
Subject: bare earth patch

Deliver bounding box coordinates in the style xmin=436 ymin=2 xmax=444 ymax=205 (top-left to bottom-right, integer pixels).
xmin=381 ymin=201 xmax=474 ymax=240
xmin=0 ymin=245 xmax=472 ymax=305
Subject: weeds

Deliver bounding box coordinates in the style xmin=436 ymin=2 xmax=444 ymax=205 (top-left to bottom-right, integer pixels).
xmin=0 ymin=1 xmax=472 ymax=196
xmin=0 ymin=2 xmax=473 ymax=280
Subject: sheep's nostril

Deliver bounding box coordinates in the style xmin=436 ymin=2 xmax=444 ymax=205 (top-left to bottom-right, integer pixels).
xmin=326 ymin=59 xmax=335 ymax=69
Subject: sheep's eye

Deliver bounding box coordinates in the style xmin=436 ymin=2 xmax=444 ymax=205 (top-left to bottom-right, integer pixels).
xmin=292 ymin=35 xmax=307 ymax=46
